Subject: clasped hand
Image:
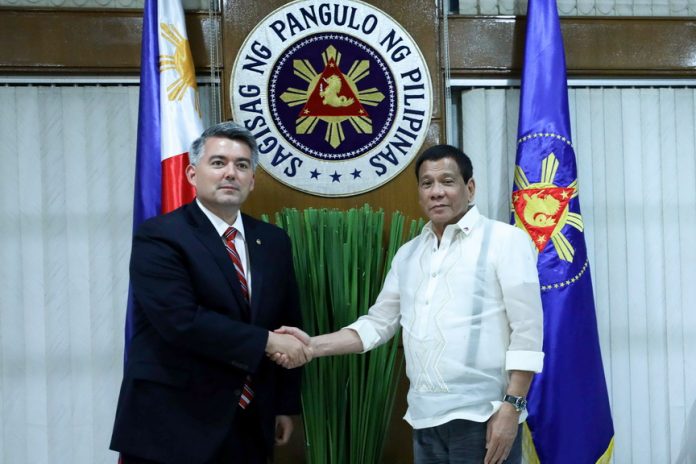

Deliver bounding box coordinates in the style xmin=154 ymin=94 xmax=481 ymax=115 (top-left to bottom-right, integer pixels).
xmin=265 ymin=326 xmax=312 ymax=369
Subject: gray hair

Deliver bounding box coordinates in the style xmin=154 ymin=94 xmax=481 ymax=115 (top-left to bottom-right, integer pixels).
xmin=188 ymin=121 xmax=259 ymax=170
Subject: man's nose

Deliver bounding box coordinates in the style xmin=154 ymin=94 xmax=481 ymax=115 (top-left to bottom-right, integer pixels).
xmin=223 ymin=164 xmax=237 ymax=178
xmin=431 ymin=182 xmax=444 ymax=197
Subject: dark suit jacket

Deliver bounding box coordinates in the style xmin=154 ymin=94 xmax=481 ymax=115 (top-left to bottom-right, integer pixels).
xmin=110 ymin=201 xmax=302 ymax=463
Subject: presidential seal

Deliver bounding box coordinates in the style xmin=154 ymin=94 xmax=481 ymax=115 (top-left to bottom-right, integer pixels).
xmin=230 ymin=0 xmax=432 ymax=197
xmin=512 ymin=133 xmax=590 ymax=291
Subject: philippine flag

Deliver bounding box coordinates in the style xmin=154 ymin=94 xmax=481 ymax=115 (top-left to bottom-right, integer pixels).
xmin=126 ymin=0 xmax=203 ymax=346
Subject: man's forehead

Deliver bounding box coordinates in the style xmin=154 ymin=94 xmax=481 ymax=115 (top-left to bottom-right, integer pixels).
xmin=204 ymin=136 xmax=249 ymax=148
xmin=203 ymin=137 xmax=251 ymax=157
xmin=419 ymin=158 xmax=461 ymax=176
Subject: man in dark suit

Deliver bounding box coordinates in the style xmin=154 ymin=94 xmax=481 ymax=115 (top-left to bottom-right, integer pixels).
xmin=110 ymin=121 xmax=309 ymax=464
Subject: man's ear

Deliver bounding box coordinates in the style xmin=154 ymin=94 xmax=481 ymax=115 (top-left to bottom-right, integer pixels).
xmin=185 ymin=164 xmax=196 ymax=187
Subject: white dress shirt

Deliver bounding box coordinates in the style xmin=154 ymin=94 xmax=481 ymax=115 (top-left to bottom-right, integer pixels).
xmin=196 ymin=199 xmax=252 ymax=295
xmin=346 ymin=206 xmax=544 ymax=429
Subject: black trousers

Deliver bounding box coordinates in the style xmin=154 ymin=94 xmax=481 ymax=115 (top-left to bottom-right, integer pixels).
xmin=121 ymin=403 xmax=267 ymax=464
xmin=217 ymin=402 xmax=268 ymax=464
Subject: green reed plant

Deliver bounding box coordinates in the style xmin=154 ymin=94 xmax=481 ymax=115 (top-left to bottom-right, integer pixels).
xmin=272 ymin=205 xmax=423 ymax=464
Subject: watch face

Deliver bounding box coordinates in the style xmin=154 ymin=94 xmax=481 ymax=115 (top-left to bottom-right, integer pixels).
xmin=504 ymin=395 xmax=527 ymax=411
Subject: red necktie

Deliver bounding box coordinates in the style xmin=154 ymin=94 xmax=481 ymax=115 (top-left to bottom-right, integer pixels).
xmin=223 ymin=227 xmax=249 ymax=303
xmin=223 ymin=227 xmax=254 ymax=409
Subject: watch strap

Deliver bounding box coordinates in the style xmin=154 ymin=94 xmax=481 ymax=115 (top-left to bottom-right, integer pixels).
xmin=502 ymin=394 xmax=527 ymax=412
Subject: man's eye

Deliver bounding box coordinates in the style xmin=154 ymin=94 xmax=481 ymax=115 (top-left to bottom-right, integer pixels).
xmin=237 ymin=162 xmax=250 ymax=170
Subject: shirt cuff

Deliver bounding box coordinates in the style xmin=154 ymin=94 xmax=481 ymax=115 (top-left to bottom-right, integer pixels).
xmin=490 ymin=400 xmax=529 ymax=423
xmin=344 ymin=320 xmax=379 ymax=353
xmin=506 ymin=350 xmax=544 ymax=373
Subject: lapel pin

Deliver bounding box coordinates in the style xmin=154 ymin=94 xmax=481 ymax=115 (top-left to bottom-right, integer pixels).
xmin=256 ymin=239 xmax=262 ymax=245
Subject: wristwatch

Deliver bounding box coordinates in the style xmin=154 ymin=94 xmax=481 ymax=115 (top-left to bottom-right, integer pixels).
xmin=502 ymin=394 xmax=527 ymax=412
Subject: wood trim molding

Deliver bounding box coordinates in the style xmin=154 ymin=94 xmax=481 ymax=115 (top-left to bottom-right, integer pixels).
xmin=2 ymin=9 xmax=695 ymax=78
xmin=446 ymin=15 xmax=696 ymax=77
xmin=0 ymin=8 xmax=219 ymax=74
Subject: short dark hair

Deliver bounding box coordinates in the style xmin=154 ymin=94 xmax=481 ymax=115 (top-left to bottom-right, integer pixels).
xmin=414 ymin=144 xmax=473 ymax=182
xmin=189 ymin=121 xmax=259 ymax=170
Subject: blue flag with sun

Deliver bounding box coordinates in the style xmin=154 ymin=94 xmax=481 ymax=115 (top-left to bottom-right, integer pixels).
xmin=511 ymin=0 xmax=615 ymax=462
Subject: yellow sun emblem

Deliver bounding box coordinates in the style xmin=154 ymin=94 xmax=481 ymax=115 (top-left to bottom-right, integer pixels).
xmin=159 ymin=23 xmax=200 ymax=116
xmin=512 ymin=153 xmax=584 ymax=262
xmin=279 ymin=45 xmax=385 ymax=149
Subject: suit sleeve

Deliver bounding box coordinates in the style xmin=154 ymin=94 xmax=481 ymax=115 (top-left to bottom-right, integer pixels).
xmin=130 ymin=221 xmax=269 ymax=372
xmin=273 ymin=231 xmax=303 ymax=416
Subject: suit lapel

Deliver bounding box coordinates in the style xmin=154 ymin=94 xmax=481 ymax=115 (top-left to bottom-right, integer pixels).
xmin=186 ymin=202 xmax=249 ymax=314
xmin=242 ymin=215 xmax=265 ymax=324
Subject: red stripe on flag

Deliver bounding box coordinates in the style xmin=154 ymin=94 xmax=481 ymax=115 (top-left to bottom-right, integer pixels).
xmin=161 ymin=152 xmax=195 ymax=214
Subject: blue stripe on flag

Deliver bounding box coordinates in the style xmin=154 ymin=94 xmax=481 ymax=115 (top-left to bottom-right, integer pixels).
xmin=126 ymin=0 xmax=161 ymax=350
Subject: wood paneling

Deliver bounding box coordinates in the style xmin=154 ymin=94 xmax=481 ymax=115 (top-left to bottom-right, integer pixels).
xmin=446 ymin=15 xmax=696 ymax=77
xmin=3 ymin=9 xmax=696 ymax=77
xmin=0 ymin=8 xmax=218 ymax=74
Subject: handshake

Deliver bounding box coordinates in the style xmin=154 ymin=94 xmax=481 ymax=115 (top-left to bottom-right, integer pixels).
xmin=265 ymin=326 xmax=314 ymax=369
